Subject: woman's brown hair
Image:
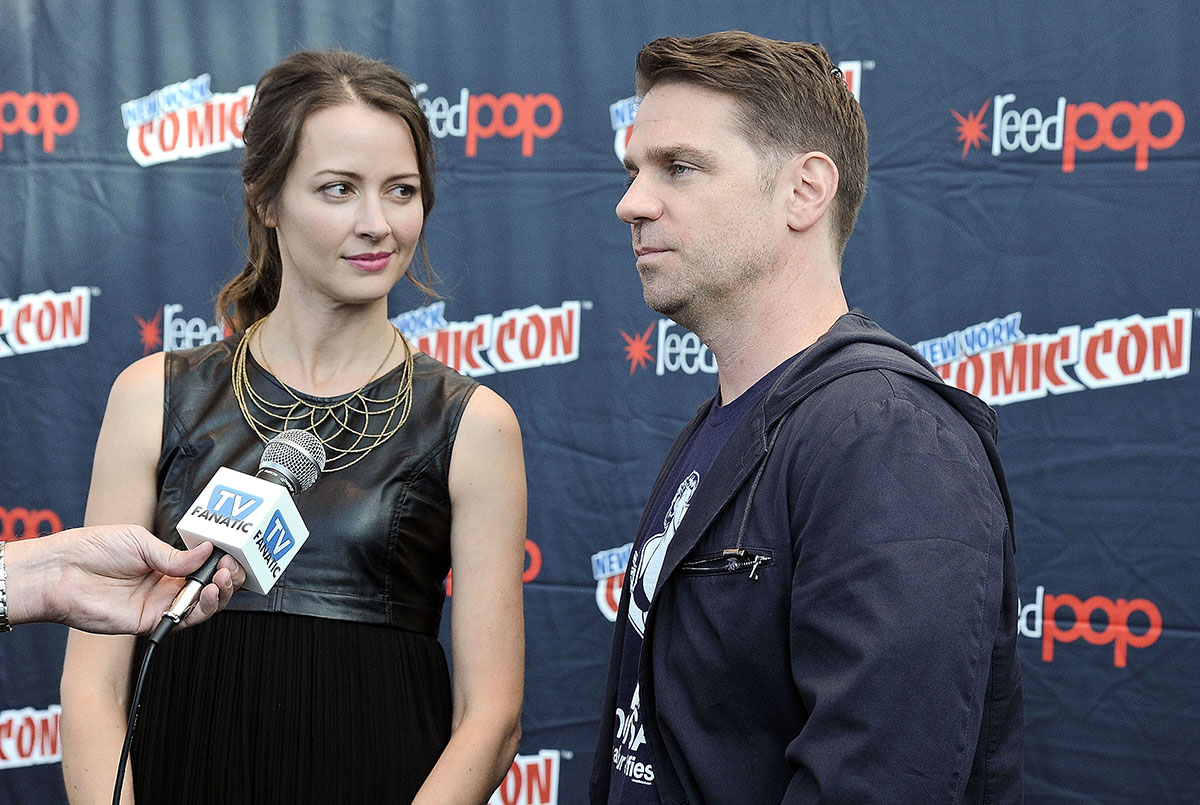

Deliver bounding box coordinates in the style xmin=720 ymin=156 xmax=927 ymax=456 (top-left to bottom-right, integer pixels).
xmin=216 ymin=49 xmax=438 ymax=330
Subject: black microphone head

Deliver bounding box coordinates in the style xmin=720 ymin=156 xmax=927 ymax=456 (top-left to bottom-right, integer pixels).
xmin=258 ymin=430 xmax=326 ymax=493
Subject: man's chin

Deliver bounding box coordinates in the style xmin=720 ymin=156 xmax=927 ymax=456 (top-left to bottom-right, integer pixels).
xmin=644 ymin=295 xmax=698 ymax=330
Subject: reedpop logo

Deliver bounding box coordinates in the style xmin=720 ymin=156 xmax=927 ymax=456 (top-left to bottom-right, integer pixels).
xmin=1019 ymin=586 xmax=1162 ymax=668
xmin=953 ymin=92 xmax=1185 ymax=172
xmin=414 ymin=84 xmax=562 ymax=157
xmin=0 ymin=91 xmax=78 ymax=152
xmin=136 ymin=304 xmax=227 ymax=354
xmin=620 ymin=319 xmax=717 ymax=377
xmin=0 ymin=506 xmax=63 ymax=541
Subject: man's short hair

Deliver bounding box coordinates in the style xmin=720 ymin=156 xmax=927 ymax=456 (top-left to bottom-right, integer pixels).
xmin=635 ymin=31 xmax=868 ymax=256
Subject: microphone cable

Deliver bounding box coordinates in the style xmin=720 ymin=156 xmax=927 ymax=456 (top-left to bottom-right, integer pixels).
xmin=111 ymin=639 xmax=156 ymax=805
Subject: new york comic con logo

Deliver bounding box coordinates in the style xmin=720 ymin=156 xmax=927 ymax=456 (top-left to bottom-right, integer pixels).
xmin=121 ymin=74 xmax=254 ymax=166
xmin=394 ymin=300 xmax=582 ymax=377
xmin=488 ymin=750 xmax=563 ymax=805
xmin=0 ymin=706 xmax=62 ymax=770
xmin=592 ymin=542 xmax=631 ymax=622
xmin=609 ymin=58 xmax=871 ymax=162
xmin=0 ymin=287 xmax=93 ymax=358
xmin=914 ymin=309 xmax=1192 ymax=406
xmin=953 ymin=91 xmax=1185 ymax=171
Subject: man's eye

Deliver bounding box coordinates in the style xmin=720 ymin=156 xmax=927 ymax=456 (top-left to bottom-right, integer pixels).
xmin=670 ymin=164 xmax=694 ymax=177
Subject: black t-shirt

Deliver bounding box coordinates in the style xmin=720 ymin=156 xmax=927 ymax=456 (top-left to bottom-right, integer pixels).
xmin=607 ymin=358 xmax=793 ymax=803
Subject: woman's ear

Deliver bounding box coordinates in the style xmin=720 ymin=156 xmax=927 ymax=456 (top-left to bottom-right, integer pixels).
xmin=249 ymin=185 xmax=276 ymax=228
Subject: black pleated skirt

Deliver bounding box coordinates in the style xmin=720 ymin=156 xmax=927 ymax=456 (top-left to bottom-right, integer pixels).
xmin=130 ymin=612 xmax=452 ymax=804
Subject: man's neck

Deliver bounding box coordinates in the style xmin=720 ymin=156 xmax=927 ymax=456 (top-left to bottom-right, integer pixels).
xmin=705 ymin=267 xmax=848 ymax=403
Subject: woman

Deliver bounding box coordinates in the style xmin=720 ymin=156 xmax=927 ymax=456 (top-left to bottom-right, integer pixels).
xmin=60 ymin=50 xmax=525 ymax=804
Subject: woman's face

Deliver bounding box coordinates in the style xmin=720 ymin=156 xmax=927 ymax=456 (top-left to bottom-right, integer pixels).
xmin=266 ymin=102 xmax=424 ymax=309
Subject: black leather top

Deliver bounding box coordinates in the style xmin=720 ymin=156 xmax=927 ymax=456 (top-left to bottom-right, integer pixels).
xmin=153 ymin=333 xmax=478 ymax=635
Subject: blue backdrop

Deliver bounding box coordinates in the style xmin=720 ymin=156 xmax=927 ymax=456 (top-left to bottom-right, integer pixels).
xmin=2 ymin=2 xmax=1197 ymax=802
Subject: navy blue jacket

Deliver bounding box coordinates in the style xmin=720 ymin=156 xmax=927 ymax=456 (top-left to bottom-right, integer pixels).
xmin=591 ymin=311 xmax=1022 ymax=803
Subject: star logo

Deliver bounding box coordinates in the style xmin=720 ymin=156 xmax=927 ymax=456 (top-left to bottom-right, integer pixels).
xmin=136 ymin=308 xmax=163 ymax=354
xmin=952 ymin=97 xmax=991 ymax=158
xmin=620 ymin=323 xmax=655 ymax=375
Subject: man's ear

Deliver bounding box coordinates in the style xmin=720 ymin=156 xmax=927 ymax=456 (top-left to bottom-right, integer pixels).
xmin=783 ymin=151 xmax=838 ymax=233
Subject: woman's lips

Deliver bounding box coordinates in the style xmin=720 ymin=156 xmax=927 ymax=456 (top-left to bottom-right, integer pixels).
xmin=345 ymin=252 xmax=392 ymax=271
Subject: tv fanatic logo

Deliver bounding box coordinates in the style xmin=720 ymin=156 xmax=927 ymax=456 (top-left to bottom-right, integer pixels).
xmin=0 ymin=287 xmax=93 ymax=359
xmin=413 ymin=84 xmax=562 ymax=157
xmin=953 ymin=92 xmax=1185 ymax=172
xmin=208 ymin=485 xmax=263 ymax=521
xmin=0 ymin=91 xmax=78 ymax=152
xmin=620 ymin=318 xmax=717 ymax=377
xmin=136 ymin=303 xmax=227 ymax=354
xmin=0 ymin=506 xmax=63 ymax=541
xmin=915 ymin=309 xmax=1192 ymax=406
xmin=195 ymin=485 xmax=295 ymax=572
xmin=121 ymin=73 xmax=254 ymax=167
xmin=610 ymin=58 xmax=871 ymax=162
xmin=1019 ymin=586 xmax=1162 ymax=668
xmin=395 ymin=300 xmax=583 ymax=377
xmin=0 ymin=706 xmax=61 ymax=770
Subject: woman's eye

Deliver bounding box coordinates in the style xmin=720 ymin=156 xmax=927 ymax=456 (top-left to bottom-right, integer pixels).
xmin=322 ymin=182 xmax=351 ymax=198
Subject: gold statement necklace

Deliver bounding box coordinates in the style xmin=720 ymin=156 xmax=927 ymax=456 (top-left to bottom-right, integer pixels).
xmin=231 ymin=316 xmax=414 ymax=472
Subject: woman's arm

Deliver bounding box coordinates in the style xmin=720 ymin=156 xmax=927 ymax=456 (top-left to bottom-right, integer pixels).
xmin=414 ymin=385 xmax=527 ymax=804
xmin=60 ymin=353 xmax=165 ymax=804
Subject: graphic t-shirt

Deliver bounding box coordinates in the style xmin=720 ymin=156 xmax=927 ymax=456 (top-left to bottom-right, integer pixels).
xmin=607 ymin=359 xmax=793 ymax=803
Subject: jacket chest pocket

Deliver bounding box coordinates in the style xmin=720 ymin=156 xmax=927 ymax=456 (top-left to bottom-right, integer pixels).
xmin=678 ymin=547 xmax=773 ymax=580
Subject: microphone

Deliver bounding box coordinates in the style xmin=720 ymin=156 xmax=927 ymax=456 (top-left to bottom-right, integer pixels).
xmin=148 ymin=429 xmax=326 ymax=644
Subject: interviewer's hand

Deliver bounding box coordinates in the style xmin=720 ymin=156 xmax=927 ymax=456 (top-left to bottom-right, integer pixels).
xmin=6 ymin=525 xmax=244 ymax=633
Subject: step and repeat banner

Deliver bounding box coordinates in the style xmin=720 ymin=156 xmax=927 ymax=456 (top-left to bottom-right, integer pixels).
xmin=2 ymin=2 xmax=1197 ymax=802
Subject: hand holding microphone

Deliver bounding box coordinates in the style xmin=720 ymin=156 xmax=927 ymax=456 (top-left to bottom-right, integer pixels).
xmin=149 ymin=429 xmax=326 ymax=643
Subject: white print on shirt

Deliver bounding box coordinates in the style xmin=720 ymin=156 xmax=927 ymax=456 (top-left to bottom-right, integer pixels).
xmin=627 ymin=470 xmax=699 ymax=637
xmin=612 ymin=682 xmax=655 ymax=785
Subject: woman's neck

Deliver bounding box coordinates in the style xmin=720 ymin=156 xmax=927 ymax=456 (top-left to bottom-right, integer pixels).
xmin=250 ymin=299 xmax=404 ymax=396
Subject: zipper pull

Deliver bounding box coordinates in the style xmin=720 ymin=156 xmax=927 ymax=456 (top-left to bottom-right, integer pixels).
xmin=748 ymin=554 xmax=764 ymax=580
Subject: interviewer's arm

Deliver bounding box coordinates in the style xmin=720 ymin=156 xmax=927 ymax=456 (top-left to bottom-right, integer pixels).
xmin=61 ymin=354 xmax=166 ymax=805
xmin=5 ymin=526 xmax=240 ymax=632
xmin=413 ymin=386 xmax=526 ymax=804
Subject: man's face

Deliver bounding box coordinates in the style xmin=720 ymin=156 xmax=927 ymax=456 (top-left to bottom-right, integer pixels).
xmin=617 ymin=82 xmax=785 ymax=331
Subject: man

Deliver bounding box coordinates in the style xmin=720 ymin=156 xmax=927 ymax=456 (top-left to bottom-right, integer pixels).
xmin=593 ymin=32 xmax=1021 ymax=803
xmin=1 ymin=525 xmax=242 ymax=634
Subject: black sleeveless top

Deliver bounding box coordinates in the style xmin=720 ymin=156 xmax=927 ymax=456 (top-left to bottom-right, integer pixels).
xmin=153 ymin=332 xmax=478 ymax=635
xmin=131 ymin=334 xmax=477 ymax=803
